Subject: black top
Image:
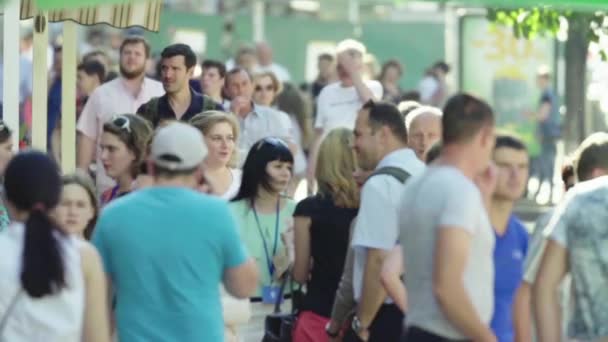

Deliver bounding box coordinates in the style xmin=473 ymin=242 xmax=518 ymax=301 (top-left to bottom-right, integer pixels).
xmin=293 ymin=194 xmax=358 ymax=318
xmin=136 ymin=88 xmax=223 ymax=127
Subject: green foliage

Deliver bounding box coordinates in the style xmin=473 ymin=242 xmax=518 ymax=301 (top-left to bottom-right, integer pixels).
xmin=487 ymin=7 xmax=605 ymax=42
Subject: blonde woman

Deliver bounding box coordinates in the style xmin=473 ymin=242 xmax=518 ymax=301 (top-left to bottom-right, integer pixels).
xmin=252 ymin=71 xmax=283 ymax=107
xmin=190 ymin=111 xmax=242 ymax=200
xmin=291 ymin=128 xmax=360 ymax=341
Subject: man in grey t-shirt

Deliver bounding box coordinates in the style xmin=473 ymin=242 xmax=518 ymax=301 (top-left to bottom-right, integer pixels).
xmin=399 ymin=94 xmax=498 ymax=341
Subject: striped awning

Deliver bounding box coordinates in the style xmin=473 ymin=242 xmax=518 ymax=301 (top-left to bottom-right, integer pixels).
xmin=19 ymin=0 xmax=162 ymax=32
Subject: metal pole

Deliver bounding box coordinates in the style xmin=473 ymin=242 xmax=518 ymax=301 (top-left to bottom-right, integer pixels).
xmin=31 ymin=12 xmax=49 ymax=152
xmin=61 ymin=21 xmax=77 ymax=173
xmin=252 ymin=0 xmax=264 ymax=42
xmin=3 ymin=0 xmax=20 ymax=151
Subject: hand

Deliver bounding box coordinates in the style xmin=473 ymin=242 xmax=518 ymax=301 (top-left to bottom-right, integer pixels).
xmin=230 ymin=96 xmax=251 ymax=118
xmin=356 ymin=328 xmax=370 ymax=341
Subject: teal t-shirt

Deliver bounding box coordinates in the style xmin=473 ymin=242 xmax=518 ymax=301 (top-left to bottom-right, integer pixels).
xmin=93 ymin=187 xmax=248 ymax=342
xmin=229 ymin=198 xmax=296 ymax=296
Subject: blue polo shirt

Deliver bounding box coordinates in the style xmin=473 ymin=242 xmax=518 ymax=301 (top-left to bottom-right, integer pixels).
xmin=491 ymin=215 xmax=529 ymax=342
xmin=93 ymin=187 xmax=248 ymax=342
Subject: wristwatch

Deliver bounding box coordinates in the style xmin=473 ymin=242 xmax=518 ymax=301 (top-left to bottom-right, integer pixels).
xmin=351 ymin=315 xmax=368 ymax=334
xmin=325 ymin=322 xmax=340 ymax=338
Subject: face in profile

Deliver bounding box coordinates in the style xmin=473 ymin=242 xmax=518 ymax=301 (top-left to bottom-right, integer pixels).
xmin=0 ymin=137 xmax=14 ymax=176
xmin=100 ymin=132 xmax=136 ymax=179
xmin=353 ymin=109 xmax=380 ymax=171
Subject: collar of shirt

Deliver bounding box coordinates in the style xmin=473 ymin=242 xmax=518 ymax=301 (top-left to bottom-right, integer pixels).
xmin=157 ymin=88 xmax=205 ymax=122
xmin=119 ymin=76 xmax=152 ymax=99
xmin=375 ymin=148 xmax=425 ymax=175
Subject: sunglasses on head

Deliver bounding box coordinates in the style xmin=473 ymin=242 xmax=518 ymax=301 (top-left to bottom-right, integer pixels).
xmin=255 ymin=85 xmax=274 ymax=92
xmin=111 ymin=115 xmax=132 ymax=134
xmin=256 ymin=137 xmax=288 ymax=151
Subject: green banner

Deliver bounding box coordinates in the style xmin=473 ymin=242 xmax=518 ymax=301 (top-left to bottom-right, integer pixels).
xmin=35 ymin=0 xmax=144 ymax=10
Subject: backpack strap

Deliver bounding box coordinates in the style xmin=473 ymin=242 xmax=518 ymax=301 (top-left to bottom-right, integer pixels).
xmin=369 ymin=166 xmax=411 ymax=184
xmin=137 ymin=97 xmax=160 ymax=127
xmin=201 ymin=94 xmax=221 ymax=112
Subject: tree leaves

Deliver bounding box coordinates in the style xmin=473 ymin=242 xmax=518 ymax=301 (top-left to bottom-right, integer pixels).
xmin=487 ymin=8 xmax=608 ymax=60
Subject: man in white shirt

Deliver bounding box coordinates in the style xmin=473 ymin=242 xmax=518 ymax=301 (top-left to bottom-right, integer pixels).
xmin=224 ymin=67 xmax=294 ymax=162
xmin=337 ymin=100 xmax=425 ymax=342
xmin=399 ymin=93 xmax=497 ymax=341
xmin=77 ymin=36 xmax=164 ymax=194
xmin=308 ymin=39 xmax=383 ymax=183
xmin=254 ymin=41 xmax=291 ymax=82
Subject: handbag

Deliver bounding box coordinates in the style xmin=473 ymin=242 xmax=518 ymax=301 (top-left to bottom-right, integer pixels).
xmin=262 ymin=274 xmax=303 ymax=342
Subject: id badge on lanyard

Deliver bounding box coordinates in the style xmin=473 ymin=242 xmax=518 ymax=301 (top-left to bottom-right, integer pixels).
xmin=253 ymin=199 xmax=282 ymax=304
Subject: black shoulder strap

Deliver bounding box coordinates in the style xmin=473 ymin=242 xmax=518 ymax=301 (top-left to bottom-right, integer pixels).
xmin=369 ymin=166 xmax=410 ymax=184
xmin=201 ymin=94 xmax=221 ymax=112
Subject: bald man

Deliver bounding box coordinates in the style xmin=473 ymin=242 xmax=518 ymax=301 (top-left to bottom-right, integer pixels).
xmin=405 ymin=106 xmax=442 ymax=161
xmin=255 ymin=41 xmax=291 ymax=82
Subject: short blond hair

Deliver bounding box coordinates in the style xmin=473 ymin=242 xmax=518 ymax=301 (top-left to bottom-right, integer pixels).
xmin=189 ymin=111 xmax=240 ymax=168
xmin=316 ymin=128 xmax=359 ymax=208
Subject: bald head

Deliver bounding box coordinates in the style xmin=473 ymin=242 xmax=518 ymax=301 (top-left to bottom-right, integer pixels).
xmin=256 ymin=41 xmax=273 ymax=66
xmin=406 ymin=107 xmax=443 ymax=161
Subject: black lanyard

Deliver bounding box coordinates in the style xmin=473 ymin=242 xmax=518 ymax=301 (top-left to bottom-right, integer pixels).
xmin=252 ymin=198 xmax=281 ymax=278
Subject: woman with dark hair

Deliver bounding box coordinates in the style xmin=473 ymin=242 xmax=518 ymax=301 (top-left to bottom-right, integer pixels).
xmin=0 ymin=151 xmax=110 ymax=342
xmin=56 ymin=170 xmax=99 ymax=240
xmin=229 ymin=137 xmax=295 ymax=340
xmin=0 ymin=120 xmax=14 ymax=232
xmin=100 ymin=114 xmax=152 ymax=205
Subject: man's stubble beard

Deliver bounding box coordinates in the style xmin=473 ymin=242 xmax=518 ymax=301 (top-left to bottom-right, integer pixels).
xmin=120 ymin=64 xmax=146 ymax=80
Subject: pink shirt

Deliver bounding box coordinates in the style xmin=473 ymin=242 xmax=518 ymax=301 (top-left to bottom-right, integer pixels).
xmin=76 ymin=77 xmax=164 ymax=193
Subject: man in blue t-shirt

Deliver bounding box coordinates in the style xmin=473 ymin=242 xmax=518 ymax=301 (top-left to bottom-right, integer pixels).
xmin=93 ymin=122 xmax=258 ymax=342
xmin=489 ymin=135 xmax=531 ymax=342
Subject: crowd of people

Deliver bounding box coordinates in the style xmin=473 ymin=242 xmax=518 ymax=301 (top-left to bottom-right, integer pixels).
xmin=0 ymin=32 xmax=603 ymax=342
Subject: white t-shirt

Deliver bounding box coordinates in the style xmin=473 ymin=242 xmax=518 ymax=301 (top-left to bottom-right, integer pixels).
xmin=314 ymin=81 xmax=383 ymax=133
xmin=0 ymin=223 xmax=85 ymax=342
xmin=221 ymin=169 xmax=242 ymax=201
xmin=351 ymin=148 xmax=425 ymax=301
xmin=398 ymin=166 xmax=495 ymax=339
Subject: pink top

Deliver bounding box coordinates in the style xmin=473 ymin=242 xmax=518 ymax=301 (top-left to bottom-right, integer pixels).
xmin=77 ymin=77 xmax=164 ymax=193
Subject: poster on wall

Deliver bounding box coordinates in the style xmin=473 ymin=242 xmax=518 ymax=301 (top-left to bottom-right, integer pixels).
xmin=460 ymin=15 xmax=555 ymax=156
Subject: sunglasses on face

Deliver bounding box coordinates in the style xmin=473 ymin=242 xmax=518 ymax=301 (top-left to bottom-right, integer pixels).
xmin=255 ymin=85 xmax=275 ymax=92
xmin=111 ymin=115 xmax=132 ymax=134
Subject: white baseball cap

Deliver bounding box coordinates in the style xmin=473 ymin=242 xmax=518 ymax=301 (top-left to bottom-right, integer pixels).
xmin=151 ymin=122 xmax=207 ymax=171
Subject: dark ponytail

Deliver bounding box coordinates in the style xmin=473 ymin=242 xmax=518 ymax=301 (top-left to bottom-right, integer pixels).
xmin=21 ymin=208 xmax=66 ymax=297
xmin=4 ymin=151 xmax=64 ymax=298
